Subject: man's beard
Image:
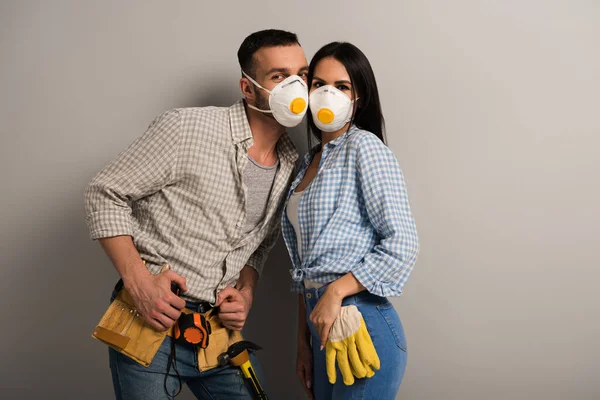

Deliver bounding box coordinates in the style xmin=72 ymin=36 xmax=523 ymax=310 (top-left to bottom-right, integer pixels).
xmin=253 ymin=88 xmax=275 ymax=120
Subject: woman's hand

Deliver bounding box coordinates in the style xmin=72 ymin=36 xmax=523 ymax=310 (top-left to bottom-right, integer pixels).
xmin=296 ymin=338 xmax=314 ymax=399
xmin=309 ymin=287 xmax=344 ymax=350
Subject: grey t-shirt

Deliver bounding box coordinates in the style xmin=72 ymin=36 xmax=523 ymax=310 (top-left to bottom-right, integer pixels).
xmin=242 ymin=155 xmax=279 ymax=234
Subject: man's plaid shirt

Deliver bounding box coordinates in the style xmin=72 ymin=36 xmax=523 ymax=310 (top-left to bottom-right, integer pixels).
xmin=85 ymin=100 xmax=298 ymax=303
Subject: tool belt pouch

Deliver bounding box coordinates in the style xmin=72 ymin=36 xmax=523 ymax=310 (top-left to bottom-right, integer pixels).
xmin=92 ymin=288 xmax=168 ymax=367
xmin=196 ymin=309 xmax=244 ymax=372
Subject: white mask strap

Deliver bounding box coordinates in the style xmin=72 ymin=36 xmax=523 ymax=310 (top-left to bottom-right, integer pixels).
xmin=345 ymin=97 xmax=360 ymax=122
xmin=246 ymin=102 xmax=273 ymax=114
xmin=242 ymin=70 xmax=272 ymax=94
xmin=242 ymin=70 xmax=274 ymax=113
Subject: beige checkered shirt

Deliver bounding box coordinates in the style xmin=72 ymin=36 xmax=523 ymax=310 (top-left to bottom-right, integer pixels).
xmin=84 ymin=100 xmax=298 ymax=302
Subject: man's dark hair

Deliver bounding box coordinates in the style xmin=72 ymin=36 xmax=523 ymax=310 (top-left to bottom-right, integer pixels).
xmin=238 ymin=29 xmax=300 ymax=78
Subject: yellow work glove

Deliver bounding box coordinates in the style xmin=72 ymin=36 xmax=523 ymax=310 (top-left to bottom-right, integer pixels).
xmin=326 ymin=305 xmax=380 ymax=385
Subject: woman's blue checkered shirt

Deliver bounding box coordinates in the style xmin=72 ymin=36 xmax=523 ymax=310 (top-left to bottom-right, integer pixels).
xmin=282 ymin=126 xmax=419 ymax=297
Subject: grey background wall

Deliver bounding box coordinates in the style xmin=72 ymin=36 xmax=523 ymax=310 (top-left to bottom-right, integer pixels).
xmin=1 ymin=1 xmax=599 ymax=399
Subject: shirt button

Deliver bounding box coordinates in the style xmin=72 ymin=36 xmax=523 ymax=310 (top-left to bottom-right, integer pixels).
xmin=306 ymin=293 xmax=312 ymax=299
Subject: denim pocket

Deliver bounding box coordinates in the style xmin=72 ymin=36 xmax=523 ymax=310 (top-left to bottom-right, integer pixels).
xmin=376 ymin=301 xmax=407 ymax=352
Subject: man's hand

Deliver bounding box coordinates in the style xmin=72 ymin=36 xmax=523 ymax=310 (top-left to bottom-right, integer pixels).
xmin=98 ymin=237 xmax=188 ymax=331
xmin=125 ymin=265 xmax=188 ymax=331
xmin=296 ymin=337 xmax=314 ymax=399
xmin=215 ymin=286 xmax=253 ymax=331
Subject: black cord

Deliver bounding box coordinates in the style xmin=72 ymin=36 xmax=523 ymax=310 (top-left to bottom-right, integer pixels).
xmin=164 ymin=338 xmax=182 ymax=399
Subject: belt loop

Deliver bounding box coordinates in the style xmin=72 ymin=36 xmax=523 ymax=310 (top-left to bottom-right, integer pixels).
xmin=317 ymin=282 xmax=330 ymax=299
xmin=198 ymin=303 xmax=211 ymax=314
xmin=185 ymin=301 xmax=212 ymax=314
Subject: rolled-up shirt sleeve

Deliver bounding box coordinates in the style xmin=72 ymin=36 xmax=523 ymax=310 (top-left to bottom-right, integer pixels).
xmin=84 ymin=109 xmax=181 ymax=240
xmin=351 ymin=134 xmax=420 ymax=297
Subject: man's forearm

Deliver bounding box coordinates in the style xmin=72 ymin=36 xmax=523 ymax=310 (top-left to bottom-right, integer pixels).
xmin=298 ymin=294 xmax=310 ymax=345
xmin=99 ymin=235 xmax=150 ymax=289
xmin=235 ymin=265 xmax=259 ymax=302
xmin=236 ymin=265 xmax=259 ymax=290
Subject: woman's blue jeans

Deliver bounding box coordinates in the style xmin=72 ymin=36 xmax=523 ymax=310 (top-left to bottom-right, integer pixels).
xmin=303 ymin=286 xmax=407 ymax=400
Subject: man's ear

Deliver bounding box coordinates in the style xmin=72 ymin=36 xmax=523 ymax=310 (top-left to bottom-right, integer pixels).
xmin=240 ymin=77 xmax=255 ymax=102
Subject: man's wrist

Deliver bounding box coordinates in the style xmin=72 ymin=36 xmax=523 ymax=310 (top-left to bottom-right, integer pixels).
xmin=297 ymin=327 xmax=311 ymax=345
xmin=297 ymin=337 xmax=311 ymax=349
xmin=122 ymin=261 xmax=151 ymax=291
xmin=236 ymin=265 xmax=258 ymax=303
xmin=238 ymin=286 xmax=254 ymax=307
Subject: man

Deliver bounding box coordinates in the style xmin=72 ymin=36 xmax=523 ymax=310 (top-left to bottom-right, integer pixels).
xmin=85 ymin=29 xmax=309 ymax=399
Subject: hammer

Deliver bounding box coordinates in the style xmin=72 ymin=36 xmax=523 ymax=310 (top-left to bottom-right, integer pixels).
xmin=218 ymin=341 xmax=268 ymax=400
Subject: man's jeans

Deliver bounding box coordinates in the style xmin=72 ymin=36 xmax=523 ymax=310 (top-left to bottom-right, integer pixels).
xmin=304 ymin=286 xmax=408 ymax=400
xmin=108 ymin=288 xmax=265 ymax=399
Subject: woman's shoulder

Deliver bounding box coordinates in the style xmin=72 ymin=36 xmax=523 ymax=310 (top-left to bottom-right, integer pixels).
xmin=347 ymin=127 xmax=392 ymax=157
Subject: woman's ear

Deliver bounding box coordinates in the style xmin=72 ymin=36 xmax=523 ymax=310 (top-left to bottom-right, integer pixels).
xmin=352 ymin=87 xmax=360 ymax=107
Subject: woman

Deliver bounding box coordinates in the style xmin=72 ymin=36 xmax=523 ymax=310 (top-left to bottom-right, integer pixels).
xmin=281 ymin=42 xmax=420 ymax=399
